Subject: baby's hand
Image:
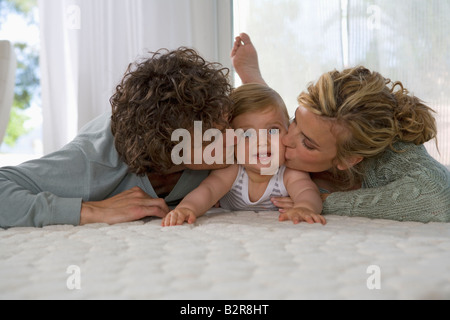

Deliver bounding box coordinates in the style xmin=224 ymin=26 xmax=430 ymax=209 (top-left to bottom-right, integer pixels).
xmin=161 ymin=208 xmax=197 ymax=227
xmin=279 ymin=207 xmax=326 ymax=225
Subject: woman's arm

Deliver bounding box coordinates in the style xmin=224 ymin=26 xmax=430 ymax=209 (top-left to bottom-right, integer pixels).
xmin=322 ymin=172 xmax=450 ymax=223
xmin=161 ymin=165 xmax=239 ymax=226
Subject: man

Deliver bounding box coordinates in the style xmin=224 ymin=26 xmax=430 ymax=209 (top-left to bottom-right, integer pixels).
xmin=0 ymin=48 xmax=233 ymax=228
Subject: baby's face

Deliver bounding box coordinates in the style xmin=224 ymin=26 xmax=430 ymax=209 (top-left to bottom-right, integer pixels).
xmin=231 ymin=106 xmax=289 ymax=175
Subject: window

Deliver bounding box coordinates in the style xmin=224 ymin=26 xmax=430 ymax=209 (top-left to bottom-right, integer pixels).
xmin=233 ymin=0 xmax=450 ymax=167
xmin=0 ymin=0 xmax=42 ymax=166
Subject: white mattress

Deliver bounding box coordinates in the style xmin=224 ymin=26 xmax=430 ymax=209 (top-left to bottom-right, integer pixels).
xmin=1 ymin=209 xmax=449 ymax=300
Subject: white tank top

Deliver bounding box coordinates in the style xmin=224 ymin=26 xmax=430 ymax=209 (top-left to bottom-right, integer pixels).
xmin=219 ymin=165 xmax=289 ymax=211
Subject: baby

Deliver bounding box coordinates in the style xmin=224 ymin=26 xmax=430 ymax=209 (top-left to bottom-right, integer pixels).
xmin=162 ymin=83 xmax=325 ymax=226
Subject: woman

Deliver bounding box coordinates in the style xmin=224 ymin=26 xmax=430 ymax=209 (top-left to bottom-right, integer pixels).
xmin=231 ymin=33 xmax=450 ymax=223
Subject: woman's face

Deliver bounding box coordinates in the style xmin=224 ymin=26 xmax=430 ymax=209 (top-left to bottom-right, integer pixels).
xmin=283 ymin=106 xmax=344 ymax=173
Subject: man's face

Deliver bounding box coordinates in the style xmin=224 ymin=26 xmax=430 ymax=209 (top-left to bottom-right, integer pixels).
xmin=171 ymin=121 xmax=236 ymax=171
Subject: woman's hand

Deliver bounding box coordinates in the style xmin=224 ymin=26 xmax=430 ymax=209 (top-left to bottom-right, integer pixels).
xmin=161 ymin=207 xmax=197 ymax=227
xmin=80 ymin=187 xmax=169 ymax=225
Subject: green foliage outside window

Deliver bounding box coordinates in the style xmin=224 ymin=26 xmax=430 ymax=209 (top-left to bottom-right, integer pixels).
xmin=0 ymin=0 xmax=39 ymax=147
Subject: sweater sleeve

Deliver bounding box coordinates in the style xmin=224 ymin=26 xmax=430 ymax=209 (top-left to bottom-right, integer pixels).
xmin=0 ymin=144 xmax=88 ymax=228
xmin=0 ymin=177 xmax=82 ymax=228
xmin=322 ymin=168 xmax=450 ymax=223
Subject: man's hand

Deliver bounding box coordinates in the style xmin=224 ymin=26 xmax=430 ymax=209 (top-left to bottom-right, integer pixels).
xmin=80 ymin=187 xmax=169 ymax=225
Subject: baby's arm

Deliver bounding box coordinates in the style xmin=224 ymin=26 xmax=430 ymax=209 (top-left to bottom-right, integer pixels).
xmin=281 ymin=168 xmax=326 ymax=225
xmin=161 ymin=165 xmax=239 ymax=227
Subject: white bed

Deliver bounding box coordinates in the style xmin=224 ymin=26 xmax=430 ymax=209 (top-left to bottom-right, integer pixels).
xmin=1 ymin=209 xmax=449 ymax=300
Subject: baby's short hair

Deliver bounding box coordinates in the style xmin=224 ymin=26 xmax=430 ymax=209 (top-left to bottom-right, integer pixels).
xmin=230 ymin=83 xmax=289 ymax=125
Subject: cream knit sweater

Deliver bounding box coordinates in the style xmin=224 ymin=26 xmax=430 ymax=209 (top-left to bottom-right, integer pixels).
xmin=322 ymin=142 xmax=450 ymax=223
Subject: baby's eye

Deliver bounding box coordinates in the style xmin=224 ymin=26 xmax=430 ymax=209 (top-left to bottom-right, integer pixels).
xmin=243 ymin=130 xmax=256 ymax=138
xmin=268 ymin=128 xmax=279 ymax=135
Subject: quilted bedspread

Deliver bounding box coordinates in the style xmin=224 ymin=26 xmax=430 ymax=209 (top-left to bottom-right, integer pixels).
xmin=1 ymin=209 xmax=449 ymax=300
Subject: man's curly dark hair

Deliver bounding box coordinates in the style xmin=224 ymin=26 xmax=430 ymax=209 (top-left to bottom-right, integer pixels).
xmin=110 ymin=47 xmax=233 ymax=175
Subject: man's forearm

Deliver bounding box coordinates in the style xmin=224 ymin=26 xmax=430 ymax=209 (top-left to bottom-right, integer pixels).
xmin=0 ymin=176 xmax=82 ymax=228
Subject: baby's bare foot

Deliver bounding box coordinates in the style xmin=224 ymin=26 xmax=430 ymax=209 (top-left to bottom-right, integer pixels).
xmin=231 ymin=33 xmax=266 ymax=85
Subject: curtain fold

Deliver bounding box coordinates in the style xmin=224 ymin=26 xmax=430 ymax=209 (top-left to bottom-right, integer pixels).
xmin=38 ymin=0 xmax=232 ymax=154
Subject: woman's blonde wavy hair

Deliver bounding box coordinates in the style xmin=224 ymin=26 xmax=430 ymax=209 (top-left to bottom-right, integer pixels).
xmin=298 ymin=66 xmax=437 ymax=186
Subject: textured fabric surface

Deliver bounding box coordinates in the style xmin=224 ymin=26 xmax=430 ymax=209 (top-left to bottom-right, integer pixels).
xmin=1 ymin=209 xmax=449 ymax=300
xmin=323 ymin=142 xmax=450 ymax=223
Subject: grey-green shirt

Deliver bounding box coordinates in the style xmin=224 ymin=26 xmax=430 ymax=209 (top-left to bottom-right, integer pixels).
xmin=323 ymin=142 xmax=450 ymax=223
xmin=0 ymin=112 xmax=209 ymax=228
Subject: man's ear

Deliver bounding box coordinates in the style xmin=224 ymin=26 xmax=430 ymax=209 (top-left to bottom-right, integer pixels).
xmin=337 ymin=156 xmax=363 ymax=171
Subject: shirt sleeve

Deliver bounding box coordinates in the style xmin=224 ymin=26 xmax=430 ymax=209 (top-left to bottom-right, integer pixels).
xmin=0 ymin=144 xmax=88 ymax=228
xmin=322 ymin=170 xmax=450 ymax=223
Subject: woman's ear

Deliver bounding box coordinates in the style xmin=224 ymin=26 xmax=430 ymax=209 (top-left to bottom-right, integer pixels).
xmin=337 ymin=156 xmax=363 ymax=171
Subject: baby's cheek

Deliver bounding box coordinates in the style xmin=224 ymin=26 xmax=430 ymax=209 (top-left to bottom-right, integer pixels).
xmin=271 ymin=135 xmax=286 ymax=163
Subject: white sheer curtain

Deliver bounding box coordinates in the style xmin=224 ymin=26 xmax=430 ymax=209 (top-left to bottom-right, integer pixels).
xmin=38 ymin=0 xmax=232 ymax=154
xmin=346 ymin=0 xmax=450 ymax=166
xmin=233 ymin=0 xmax=450 ymax=167
xmin=233 ymin=0 xmax=344 ymax=115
